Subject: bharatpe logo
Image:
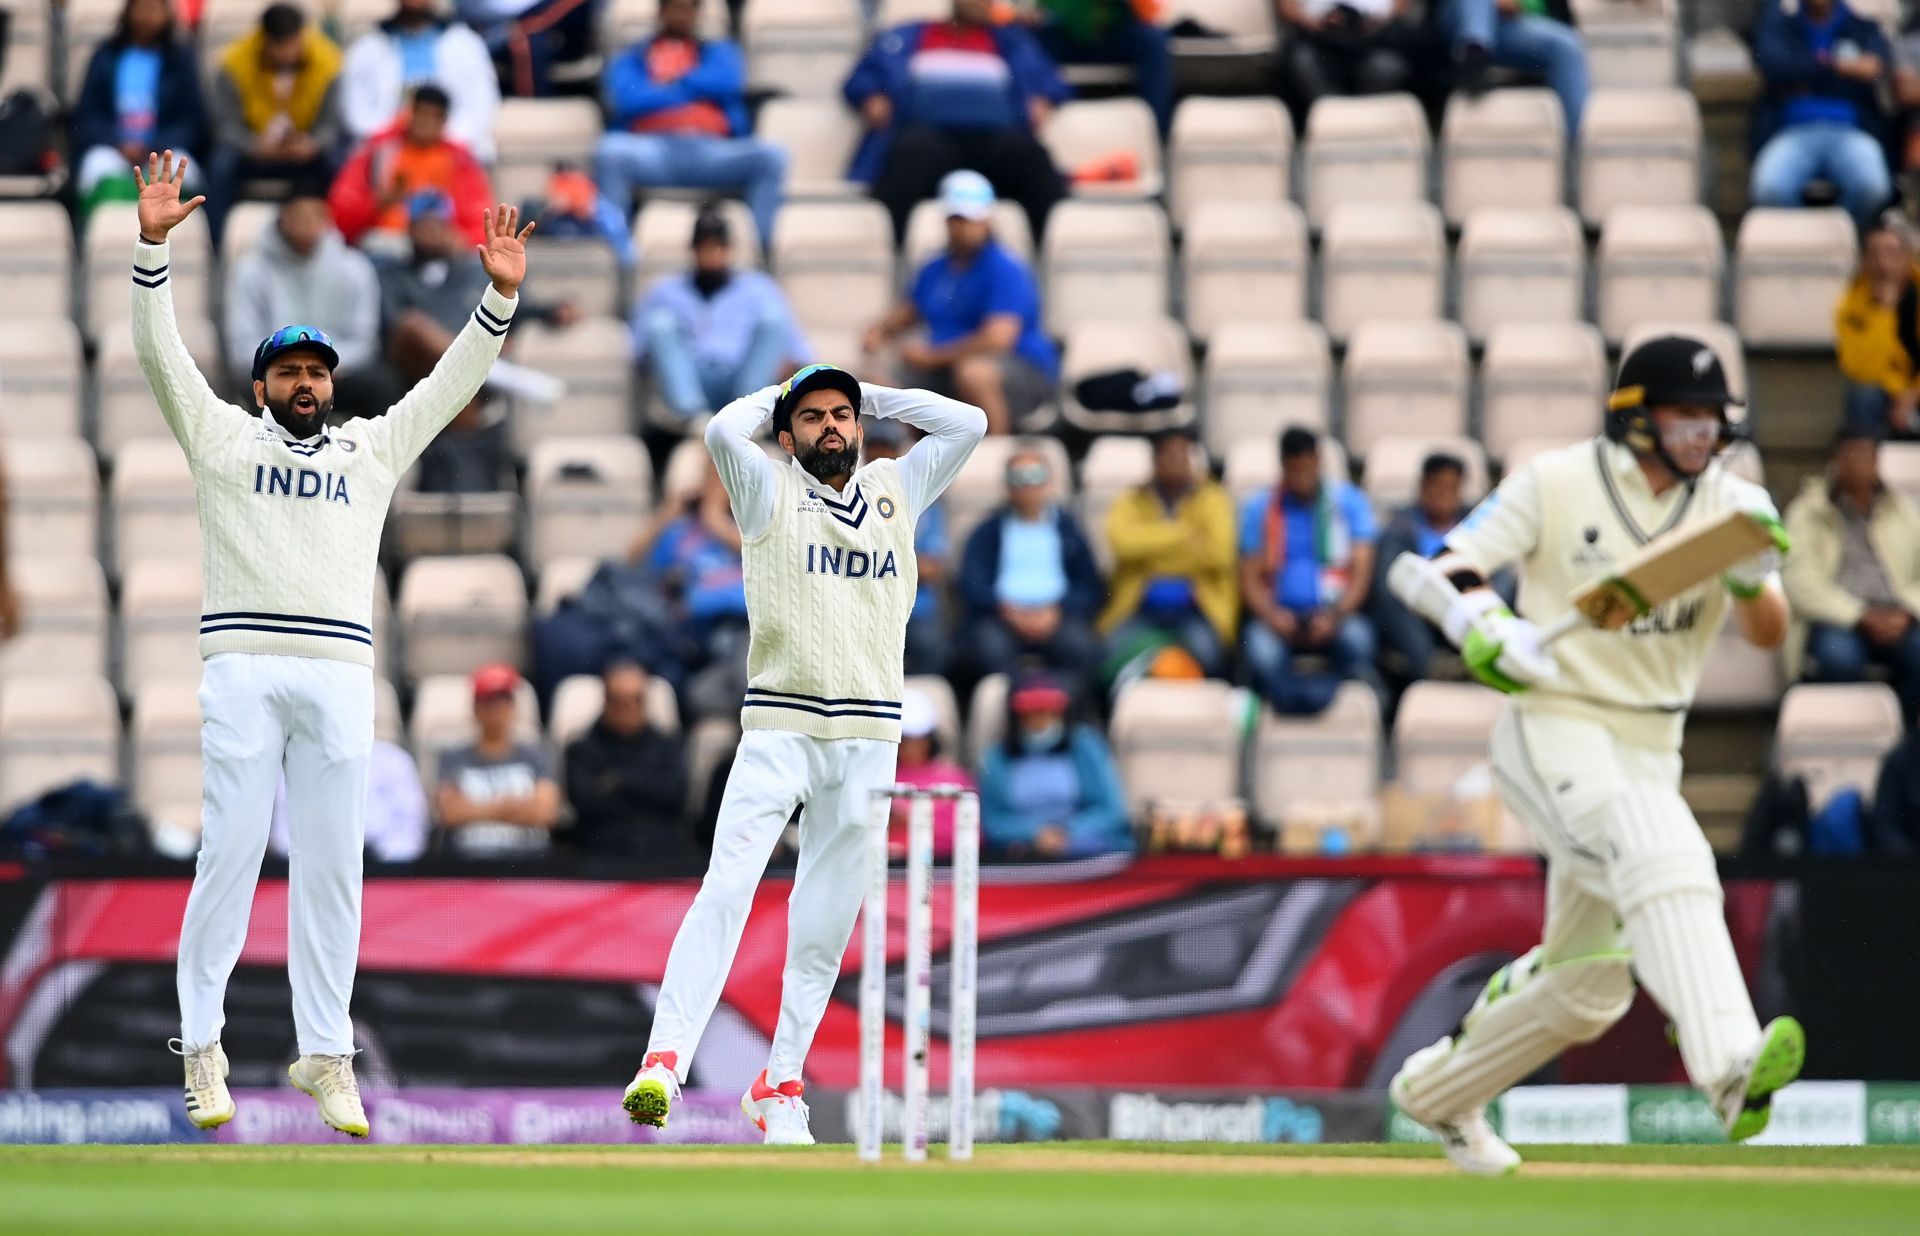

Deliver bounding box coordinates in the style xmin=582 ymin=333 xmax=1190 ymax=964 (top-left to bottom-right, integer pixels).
xmin=1108 ymin=1094 xmax=1325 ymax=1144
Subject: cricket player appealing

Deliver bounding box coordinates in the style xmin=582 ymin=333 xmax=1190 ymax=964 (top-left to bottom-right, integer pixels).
xmin=621 ymin=365 xmax=986 ymax=1144
xmin=1386 ymin=335 xmax=1805 ymax=1174
xmin=132 ymin=151 xmax=532 ymax=1137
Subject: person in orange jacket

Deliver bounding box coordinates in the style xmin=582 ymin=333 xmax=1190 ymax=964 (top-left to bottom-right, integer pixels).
xmin=328 ymin=83 xmax=492 ymax=256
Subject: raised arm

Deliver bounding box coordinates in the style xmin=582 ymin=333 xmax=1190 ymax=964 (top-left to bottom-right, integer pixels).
xmin=861 ymin=383 xmax=988 ymax=519
xmin=362 ymin=204 xmax=529 ymax=472
xmin=703 ymin=384 xmax=782 ymax=539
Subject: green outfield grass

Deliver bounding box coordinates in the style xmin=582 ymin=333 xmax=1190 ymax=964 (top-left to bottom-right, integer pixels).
xmin=3 ymin=1142 xmax=1917 ymax=1235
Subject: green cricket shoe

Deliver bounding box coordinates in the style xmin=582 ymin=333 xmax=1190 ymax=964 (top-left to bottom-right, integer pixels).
xmin=1716 ymin=1016 xmax=1806 ymax=1142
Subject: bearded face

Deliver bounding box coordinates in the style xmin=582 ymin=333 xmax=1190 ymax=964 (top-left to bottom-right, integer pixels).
xmin=255 ymin=348 xmax=336 ymax=437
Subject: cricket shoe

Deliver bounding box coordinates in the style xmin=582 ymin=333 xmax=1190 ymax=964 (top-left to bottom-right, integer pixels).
xmin=741 ymin=1070 xmax=814 ymax=1146
xmin=169 ymin=1039 xmax=234 ymax=1130
xmin=1390 ymin=1039 xmax=1521 ymax=1177
xmin=288 ymin=1053 xmax=370 ymax=1138
xmin=1713 ymin=1016 xmax=1806 ymax=1142
xmin=622 ymin=1051 xmax=680 ymax=1129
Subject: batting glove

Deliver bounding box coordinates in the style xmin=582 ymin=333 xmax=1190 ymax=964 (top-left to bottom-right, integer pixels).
xmin=1462 ymin=607 xmax=1560 ymax=695
xmin=1723 ymin=492 xmax=1790 ymax=600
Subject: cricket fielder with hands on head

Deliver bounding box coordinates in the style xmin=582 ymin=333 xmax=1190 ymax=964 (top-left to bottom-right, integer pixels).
xmin=133 ymin=150 xmax=533 ymax=1137
xmin=622 ymin=365 xmax=986 ymax=1144
xmin=1386 ymin=335 xmax=1804 ymax=1174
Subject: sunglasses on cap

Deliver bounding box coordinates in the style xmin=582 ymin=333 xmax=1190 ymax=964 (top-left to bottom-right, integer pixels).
xmin=251 ymin=324 xmax=339 ymax=382
xmin=1006 ymin=462 xmax=1050 ymax=488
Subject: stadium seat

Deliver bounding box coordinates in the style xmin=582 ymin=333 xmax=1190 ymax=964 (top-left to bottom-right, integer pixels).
xmin=60 ymin=0 xmax=121 ymax=104
xmin=1880 ymin=442 xmax=1920 ymax=506
xmin=1041 ymin=98 xmax=1165 ymax=199
xmin=110 ymin=439 xmax=200 ymax=578
xmin=132 ymin=677 xmax=203 ymax=823
xmin=526 ymin=237 xmax=628 ymax=319
xmin=1774 ymin=682 xmax=1903 ymax=812
xmin=409 ymin=673 xmax=543 ymax=781
xmin=874 ymin=0 xmax=953 ymax=22
xmin=1202 ymin=320 xmax=1331 ymax=456
xmin=332 ymin=0 xmax=398 ymax=43
xmin=903 ymin=674 xmax=962 ymax=761
xmin=0 ymin=556 xmax=109 ymax=682
xmin=93 ymin=314 xmax=221 ymax=461
xmin=492 ymin=98 xmax=605 ymax=206
xmin=85 ymin=203 xmax=211 ymax=343
xmin=218 ymin=201 xmax=280 ymax=273
xmin=1571 ymin=0 xmax=1679 ymax=90
xmin=550 ymin=672 xmax=681 ymax=753
xmin=1694 ymin=619 xmax=1786 ymax=713
xmin=1166 ymin=0 xmax=1281 ymax=60
xmin=524 ymin=436 xmax=653 ymax=569
xmin=942 ymin=435 xmax=1074 ymax=565
xmin=773 ymin=199 xmax=895 ymax=333
xmin=684 ymin=717 xmax=741 ymax=818
xmin=1301 ymin=93 xmax=1430 ymax=229
xmin=1341 ymin=319 xmax=1470 ymax=459
xmin=1501 ymin=436 xmax=1585 ymax=473
xmin=119 ymin=557 xmax=204 ymax=696
xmin=1252 ymin=682 xmax=1381 ymax=837
xmin=0 ymin=674 xmax=121 ymax=811
xmin=1480 ymin=321 xmax=1609 ymax=463
xmin=1363 ymin=436 xmax=1490 ymax=511
xmin=396 ymin=555 xmax=530 ymax=683
xmin=634 ymin=198 xmax=761 ymax=296
xmin=1619 ymin=319 xmax=1748 ymax=409
xmin=1456 ymin=207 xmax=1586 ymax=343
xmin=375 ymin=677 xmax=403 ymax=746
xmin=1734 ymin=208 xmax=1858 ymax=350
xmin=0 ymin=0 xmax=51 ymax=96
xmin=0 ymin=318 xmax=85 ymax=440
xmin=3 ymin=438 xmax=99 ymax=564
xmin=1596 ymin=206 xmax=1724 ymax=345
xmin=1109 ymin=679 xmax=1243 ymax=821
xmin=755 ymin=97 xmax=864 ymax=201
xmin=1440 ymin=88 xmax=1565 ymax=224
xmin=1180 ymin=200 xmax=1308 ymax=344
xmin=535 ymin=555 xmax=600 ymax=616
xmin=1168 ymin=96 xmax=1292 ymax=231
xmin=904 ymin=197 xmax=1033 ymax=277
xmin=742 ymin=0 xmax=865 ymax=99
xmin=0 ymin=202 xmax=73 ymax=321
xmin=1058 ymin=317 xmax=1194 ymax=436
xmin=388 ymin=480 xmax=519 ymax=563
xmin=1318 ymin=201 xmax=1445 ymax=343
xmin=1223 ymin=434 xmax=1350 ymax=506
xmin=1392 ymin=681 xmax=1504 ymax=796
xmin=1578 ymin=89 xmax=1701 ymax=225
xmin=1041 ymin=200 xmax=1172 ymax=336
xmin=506 ymin=317 xmax=636 ymax=454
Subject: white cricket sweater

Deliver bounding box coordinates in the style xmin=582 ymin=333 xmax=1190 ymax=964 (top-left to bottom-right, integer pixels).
xmin=131 ymin=236 xmax=517 ymax=669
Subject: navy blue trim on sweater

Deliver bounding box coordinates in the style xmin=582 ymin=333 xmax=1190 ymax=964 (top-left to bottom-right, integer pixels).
xmin=474 ymin=307 xmax=508 ymax=337
xmin=741 ymin=699 xmax=902 ymax=722
xmin=744 ymin=687 xmax=899 ymax=711
xmin=202 ymin=610 xmax=372 ymax=634
xmin=199 ymin=622 xmax=374 ymax=646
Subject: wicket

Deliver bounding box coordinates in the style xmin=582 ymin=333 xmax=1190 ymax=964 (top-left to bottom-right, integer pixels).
xmin=858 ymin=784 xmax=979 ymax=1163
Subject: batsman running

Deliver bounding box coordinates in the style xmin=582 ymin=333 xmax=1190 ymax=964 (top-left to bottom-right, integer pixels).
xmin=132 ymin=151 xmax=531 ymax=1137
xmin=622 ymin=366 xmax=986 ymax=1144
xmin=1385 ymin=335 xmax=1805 ymax=1174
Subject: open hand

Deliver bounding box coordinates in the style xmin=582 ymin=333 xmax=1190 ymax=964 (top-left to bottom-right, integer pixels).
xmin=133 ymin=150 xmax=206 ymax=241
xmin=475 ymin=204 xmax=536 ymax=296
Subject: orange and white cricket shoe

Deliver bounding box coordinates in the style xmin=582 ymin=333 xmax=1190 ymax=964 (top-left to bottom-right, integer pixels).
xmin=622 ymin=1051 xmax=681 ymax=1129
xmin=740 ymin=1070 xmax=814 ymax=1146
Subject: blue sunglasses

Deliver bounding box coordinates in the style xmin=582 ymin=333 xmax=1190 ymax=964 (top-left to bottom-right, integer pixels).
xmin=252 ymin=324 xmax=340 ymax=382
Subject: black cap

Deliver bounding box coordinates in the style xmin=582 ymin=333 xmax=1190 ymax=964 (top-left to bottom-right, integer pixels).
xmin=691 ymin=205 xmax=730 ymax=247
xmin=772 ymin=364 xmax=862 ymax=435
xmin=1609 ymin=335 xmax=1744 ymax=414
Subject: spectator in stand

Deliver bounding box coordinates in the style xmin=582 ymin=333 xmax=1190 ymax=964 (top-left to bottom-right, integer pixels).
xmin=562 ymin=660 xmax=692 ymax=863
xmin=1098 ymin=427 xmax=1236 ymax=679
xmin=593 ymin=0 xmax=788 ymax=249
xmin=434 ymin=664 xmax=563 ymax=859
xmin=340 ymin=0 xmax=499 ymax=160
xmin=329 ymin=84 xmax=493 ymax=257
xmin=1869 ymin=727 xmax=1920 ymax=853
xmin=862 ymin=171 xmax=1058 ymax=436
xmin=521 ymin=162 xmax=637 ymax=264
xmin=204 ymin=3 xmax=344 ymax=240
xmin=631 ymin=461 xmax=750 ymax=717
xmin=456 ymin=0 xmax=598 ymax=98
xmin=1274 ymin=0 xmax=1420 ymax=119
xmin=1437 ymin=0 xmax=1589 ymax=135
xmin=224 ymin=188 xmax=387 ymax=412
xmin=1374 ymin=451 xmax=1485 ymax=684
xmin=1782 ymin=423 xmax=1920 ymax=722
xmin=72 ymin=0 xmax=205 ymax=218
xmin=632 ymin=204 xmax=808 ymax=425
xmin=1750 ymin=0 xmax=1893 ymax=227
xmin=270 ymin=739 xmax=430 ymax=863
xmin=860 ymin=418 xmax=952 ymax=675
xmin=957 ymin=445 xmax=1104 ymax=690
xmin=886 ymin=689 xmax=977 ymax=859
xmin=1238 ymin=426 xmax=1379 ymax=715
xmin=845 ymin=0 xmax=1070 ymax=242
xmin=1025 ymin=0 xmax=1173 ymax=135
xmin=1835 ymin=212 xmax=1920 ymax=438
xmin=978 ymin=670 xmax=1130 ymax=860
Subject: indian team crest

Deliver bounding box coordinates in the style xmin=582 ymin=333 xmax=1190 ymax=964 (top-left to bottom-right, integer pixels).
xmin=876 ymin=496 xmax=897 ymax=520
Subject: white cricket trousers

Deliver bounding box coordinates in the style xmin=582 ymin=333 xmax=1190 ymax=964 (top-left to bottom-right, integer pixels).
xmin=647 ymin=728 xmax=898 ymax=1086
xmin=177 ymin=653 xmax=375 ymax=1057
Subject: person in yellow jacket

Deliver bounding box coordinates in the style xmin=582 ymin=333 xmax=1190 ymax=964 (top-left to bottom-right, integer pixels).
xmin=1834 ymin=213 xmax=1920 ymax=438
xmin=1098 ymin=427 xmax=1238 ymax=677
xmin=1782 ymin=422 xmax=1920 ymax=719
xmin=205 ymin=2 xmax=344 ymax=241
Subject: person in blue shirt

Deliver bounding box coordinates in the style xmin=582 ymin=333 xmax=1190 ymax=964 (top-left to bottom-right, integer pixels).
xmin=977 ymin=670 xmax=1132 ymax=860
xmin=1749 ymin=0 xmax=1893 ymax=227
xmin=632 ymin=205 xmax=809 ymax=423
xmin=863 ymin=170 xmax=1059 ymax=435
xmin=1372 ymin=451 xmax=1513 ymax=687
xmin=72 ymin=0 xmax=206 ymax=217
xmin=1237 ymin=426 xmax=1380 ymax=715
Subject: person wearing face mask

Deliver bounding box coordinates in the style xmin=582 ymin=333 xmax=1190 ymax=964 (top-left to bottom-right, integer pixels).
xmin=976 ymin=670 xmax=1130 ymax=861
xmin=631 ymin=205 xmax=810 ymax=425
xmin=1383 ymin=335 xmax=1799 ymax=1176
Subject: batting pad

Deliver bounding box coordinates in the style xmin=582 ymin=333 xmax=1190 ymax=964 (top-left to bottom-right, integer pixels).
xmin=1620 ymin=883 xmax=1763 ymax=1091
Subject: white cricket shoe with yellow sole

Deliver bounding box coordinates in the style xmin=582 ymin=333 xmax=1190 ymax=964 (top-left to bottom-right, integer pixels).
xmin=621 ymin=1051 xmax=681 ymax=1129
xmin=288 ymin=1054 xmax=370 ymax=1138
xmin=1390 ymin=1039 xmax=1522 ymax=1177
xmin=169 ymin=1039 xmax=234 ymax=1130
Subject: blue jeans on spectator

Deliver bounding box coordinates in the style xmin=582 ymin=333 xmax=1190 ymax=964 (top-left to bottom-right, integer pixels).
xmin=1108 ymin=611 xmax=1229 ymax=679
xmin=593 ymin=132 xmax=788 ymax=253
xmin=1750 ymin=122 xmax=1891 ymax=227
xmin=643 ymin=306 xmax=786 ymax=419
xmin=1440 ymin=0 xmax=1590 ymax=134
xmin=1036 ymin=19 xmax=1174 ymax=135
xmin=1243 ymin=612 xmax=1377 ymax=716
xmin=1806 ymin=620 xmax=1920 ymax=722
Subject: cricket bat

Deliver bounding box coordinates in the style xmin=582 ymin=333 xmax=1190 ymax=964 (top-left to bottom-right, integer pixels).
xmin=1539 ymin=509 xmax=1778 ymax=645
